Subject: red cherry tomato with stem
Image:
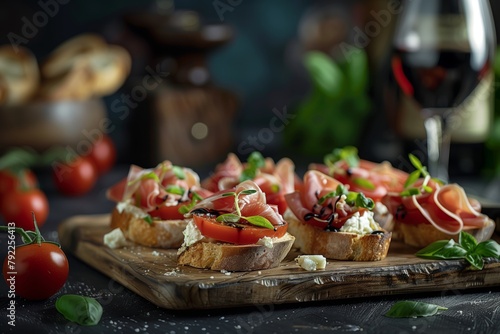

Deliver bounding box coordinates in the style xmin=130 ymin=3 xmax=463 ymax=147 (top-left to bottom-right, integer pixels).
xmin=1 ymin=216 xmax=69 ymax=300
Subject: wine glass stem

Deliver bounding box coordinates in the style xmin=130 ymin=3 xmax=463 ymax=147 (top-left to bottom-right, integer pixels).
xmin=424 ymin=114 xmax=451 ymax=182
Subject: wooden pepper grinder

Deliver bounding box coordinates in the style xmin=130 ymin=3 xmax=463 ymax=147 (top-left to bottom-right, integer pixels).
xmin=124 ymin=8 xmax=238 ymax=168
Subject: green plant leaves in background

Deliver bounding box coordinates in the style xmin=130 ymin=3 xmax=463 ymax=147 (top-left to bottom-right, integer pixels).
xmin=304 ymin=51 xmax=345 ymax=100
xmin=283 ymin=48 xmax=371 ymax=157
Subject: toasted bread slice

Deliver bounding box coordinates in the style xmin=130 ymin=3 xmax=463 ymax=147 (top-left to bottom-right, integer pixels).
xmin=110 ymin=206 xmax=187 ymax=249
xmin=284 ymin=210 xmax=391 ymax=261
xmin=393 ymin=220 xmax=496 ymax=249
xmin=177 ymin=232 xmax=295 ymax=271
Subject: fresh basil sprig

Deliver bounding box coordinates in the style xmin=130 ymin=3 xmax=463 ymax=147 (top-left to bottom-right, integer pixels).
xmin=240 ymin=151 xmax=266 ymax=182
xmin=56 ymin=294 xmax=103 ymax=326
xmin=415 ymin=231 xmax=500 ymax=270
xmin=318 ymin=184 xmax=374 ymax=210
xmin=216 ymin=189 xmax=274 ymax=229
xmin=385 ymin=301 xmax=447 ymax=318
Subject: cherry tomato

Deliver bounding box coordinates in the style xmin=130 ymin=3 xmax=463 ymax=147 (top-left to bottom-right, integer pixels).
xmin=3 ymin=242 xmax=69 ymax=300
xmin=193 ymin=214 xmax=288 ymax=245
xmin=0 ymin=189 xmax=49 ymax=230
xmin=0 ymin=169 xmax=38 ymax=198
xmin=149 ymin=204 xmax=185 ymax=220
xmin=53 ymin=156 xmax=98 ymax=196
xmin=88 ymin=135 xmax=116 ymax=174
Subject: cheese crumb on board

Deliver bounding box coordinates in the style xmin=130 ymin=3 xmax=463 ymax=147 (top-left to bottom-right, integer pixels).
xmin=295 ymin=255 xmax=327 ymax=271
xmin=103 ymin=228 xmax=129 ymax=249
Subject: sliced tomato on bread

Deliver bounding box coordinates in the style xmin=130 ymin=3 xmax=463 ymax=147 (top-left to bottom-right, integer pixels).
xmin=192 ymin=215 xmax=288 ymax=245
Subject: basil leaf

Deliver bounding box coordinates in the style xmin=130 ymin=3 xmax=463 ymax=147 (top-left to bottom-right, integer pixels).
xmin=325 ymin=146 xmax=359 ymax=168
xmin=385 ymin=301 xmax=447 ymax=318
xmin=166 ymin=185 xmax=185 ymax=196
xmin=459 ymin=231 xmax=478 ymax=253
xmin=244 ymin=216 xmax=274 ymax=229
xmin=474 ymin=240 xmax=500 ymax=259
xmin=55 ymin=295 xmax=103 ymax=326
xmin=240 ymin=151 xmax=265 ymax=181
xmin=143 ymin=215 xmax=153 ymax=225
xmin=336 ymin=184 xmax=348 ymax=196
xmin=355 ymin=192 xmax=374 ymax=210
xmin=172 ymin=166 xmax=186 ymax=180
xmin=353 ymin=177 xmax=375 ymax=190
xmin=247 ymin=151 xmax=265 ymax=168
xmin=465 ymin=253 xmax=484 ymax=270
xmin=216 ymin=213 xmax=240 ymax=223
xmin=318 ymin=191 xmax=338 ymax=205
xmin=415 ymin=239 xmax=467 ymax=259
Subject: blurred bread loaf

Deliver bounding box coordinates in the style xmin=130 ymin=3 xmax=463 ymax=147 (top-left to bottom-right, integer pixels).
xmin=38 ymin=33 xmax=131 ymax=101
xmin=0 ymin=33 xmax=131 ymax=105
xmin=0 ymin=45 xmax=40 ymax=105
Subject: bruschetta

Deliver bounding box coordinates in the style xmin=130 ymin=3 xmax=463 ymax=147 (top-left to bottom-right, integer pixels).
xmin=106 ymin=161 xmax=211 ymax=248
xmin=178 ymin=180 xmax=295 ymax=271
xmin=284 ymin=170 xmax=392 ymax=261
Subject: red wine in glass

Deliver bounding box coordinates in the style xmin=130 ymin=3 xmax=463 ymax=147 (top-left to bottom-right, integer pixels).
xmin=390 ymin=0 xmax=496 ymax=181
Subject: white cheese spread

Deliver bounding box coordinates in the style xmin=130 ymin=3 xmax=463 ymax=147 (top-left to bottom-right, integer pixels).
xmin=339 ymin=211 xmax=380 ymax=234
xmin=177 ymin=219 xmax=204 ymax=254
xmin=295 ymin=255 xmax=327 ymax=271
xmin=256 ymin=236 xmax=275 ymax=248
xmin=116 ymin=201 xmax=148 ymax=218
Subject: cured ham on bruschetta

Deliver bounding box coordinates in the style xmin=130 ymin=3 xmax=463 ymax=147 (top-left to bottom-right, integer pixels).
xmin=382 ymin=155 xmax=495 ymax=248
xmin=311 ymin=148 xmax=496 ymax=248
xmin=284 ymin=170 xmax=392 ymax=261
xmin=106 ymin=161 xmax=211 ymax=248
xmin=201 ymin=151 xmax=299 ymax=214
xmin=309 ymin=146 xmax=408 ymax=231
xmin=178 ymin=180 xmax=295 ymax=271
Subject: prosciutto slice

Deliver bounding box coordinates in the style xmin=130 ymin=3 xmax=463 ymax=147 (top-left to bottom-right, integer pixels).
xmin=384 ymin=182 xmax=493 ymax=235
xmin=106 ymin=161 xmax=203 ymax=212
xmin=201 ymin=153 xmax=298 ymax=213
xmin=190 ymin=180 xmax=284 ymax=226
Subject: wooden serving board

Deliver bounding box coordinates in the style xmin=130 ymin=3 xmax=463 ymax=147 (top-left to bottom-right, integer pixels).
xmin=58 ymin=214 xmax=500 ymax=310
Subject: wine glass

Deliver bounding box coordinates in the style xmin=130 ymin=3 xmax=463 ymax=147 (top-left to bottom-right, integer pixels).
xmin=391 ymin=0 xmax=496 ymax=181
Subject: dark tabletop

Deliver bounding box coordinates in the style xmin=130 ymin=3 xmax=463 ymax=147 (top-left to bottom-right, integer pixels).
xmin=1 ymin=165 xmax=500 ymax=334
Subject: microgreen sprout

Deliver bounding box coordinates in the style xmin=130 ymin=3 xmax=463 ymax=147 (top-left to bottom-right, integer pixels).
xmin=400 ymin=154 xmax=444 ymax=197
xmin=216 ymin=189 xmax=274 ymax=229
